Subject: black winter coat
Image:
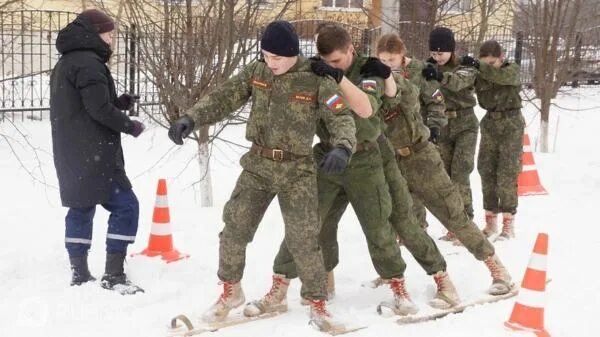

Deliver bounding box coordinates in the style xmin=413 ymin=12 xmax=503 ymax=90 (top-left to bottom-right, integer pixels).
xmin=50 ymin=16 xmax=137 ymax=208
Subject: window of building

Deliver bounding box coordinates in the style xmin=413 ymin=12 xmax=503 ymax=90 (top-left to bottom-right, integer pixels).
xmin=321 ymin=0 xmax=364 ymax=10
xmin=254 ymin=0 xmax=274 ymax=8
xmin=441 ymin=0 xmax=472 ymax=13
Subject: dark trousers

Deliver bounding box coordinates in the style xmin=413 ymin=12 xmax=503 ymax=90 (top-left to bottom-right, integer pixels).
xmin=65 ymin=182 xmax=139 ymax=257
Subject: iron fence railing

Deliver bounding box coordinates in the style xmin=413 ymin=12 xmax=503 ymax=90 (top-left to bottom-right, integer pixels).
xmin=1 ymin=11 xmax=598 ymax=122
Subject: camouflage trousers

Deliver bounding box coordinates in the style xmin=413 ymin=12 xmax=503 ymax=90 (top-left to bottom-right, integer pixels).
xmin=439 ymin=109 xmax=480 ymax=219
xmin=219 ymin=152 xmax=327 ymax=300
xmin=273 ymin=143 xmax=406 ymax=280
xmin=477 ymin=112 xmax=525 ymax=214
xmin=397 ymin=142 xmax=494 ymax=260
xmin=379 ymin=137 xmax=447 ymax=274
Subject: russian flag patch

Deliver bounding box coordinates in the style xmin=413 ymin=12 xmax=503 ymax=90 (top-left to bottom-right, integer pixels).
xmin=326 ymin=94 xmax=346 ymax=112
xmin=431 ymin=89 xmax=444 ymax=102
xmin=361 ymin=79 xmax=377 ymax=92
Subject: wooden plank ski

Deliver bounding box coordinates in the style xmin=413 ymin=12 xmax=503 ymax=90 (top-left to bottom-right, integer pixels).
xmin=327 ymin=325 xmax=368 ymax=335
xmin=167 ymin=311 xmax=281 ymax=337
xmin=395 ymin=287 xmax=519 ymax=325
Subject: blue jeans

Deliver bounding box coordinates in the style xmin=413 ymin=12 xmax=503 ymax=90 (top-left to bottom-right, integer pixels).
xmin=65 ymin=182 xmax=139 ymax=257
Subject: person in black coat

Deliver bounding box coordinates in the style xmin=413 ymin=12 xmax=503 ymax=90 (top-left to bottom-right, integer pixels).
xmin=50 ymin=9 xmax=144 ymax=294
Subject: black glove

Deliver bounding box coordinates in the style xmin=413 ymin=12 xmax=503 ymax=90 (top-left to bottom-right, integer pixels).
xmin=319 ymin=146 xmax=351 ymax=174
xmin=422 ymin=65 xmax=443 ymax=82
xmin=168 ymin=116 xmax=195 ymax=145
xmin=128 ymin=120 xmax=145 ymax=138
xmin=360 ymin=57 xmax=391 ymax=79
xmin=116 ymin=93 xmax=139 ymax=111
xmin=460 ymin=55 xmax=480 ymax=69
xmin=311 ymin=59 xmax=344 ymax=84
xmin=428 ymin=127 xmax=440 ymax=144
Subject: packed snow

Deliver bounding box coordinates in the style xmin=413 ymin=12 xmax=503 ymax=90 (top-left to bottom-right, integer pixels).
xmin=1 ymin=87 xmax=598 ymax=337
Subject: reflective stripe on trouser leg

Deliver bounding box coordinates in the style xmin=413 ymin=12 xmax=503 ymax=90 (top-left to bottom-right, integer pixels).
xmin=65 ymin=206 xmax=96 ymax=257
xmin=102 ymin=183 xmax=140 ymax=253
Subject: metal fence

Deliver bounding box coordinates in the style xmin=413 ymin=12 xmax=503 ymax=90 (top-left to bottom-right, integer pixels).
xmin=1 ymin=11 xmax=598 ymax=121
xmin=1 ymin=10 xmax=141 ymax=121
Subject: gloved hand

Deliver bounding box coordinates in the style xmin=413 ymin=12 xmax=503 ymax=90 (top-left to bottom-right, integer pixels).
xmin=128 ymin=120 xmax=145 ymax=138
xmin=360 ymin=57 xmax=391 ymax=79
xmin=116 ymin=93 xmax=139 ymax=110
xmin=311 ymin=59 xmax=344 ymax=84
xmin=168 ymin=116 xmax=195 ymax=145
xmin=319 ymin=146 xmax=351 ymax=174
xmin=428 ymin=127 xmax=440 ymax=144
xmin=460 ymin=55 xmax=480 ymax=69
xmin=422 ymin=65 xmax=443 ymax=82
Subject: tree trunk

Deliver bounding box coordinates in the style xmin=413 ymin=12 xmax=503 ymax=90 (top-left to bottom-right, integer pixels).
xmin=197 ymin=126 xmax=213 ymax=207
xmin=539 ymin=95 xmax=551 ymax=153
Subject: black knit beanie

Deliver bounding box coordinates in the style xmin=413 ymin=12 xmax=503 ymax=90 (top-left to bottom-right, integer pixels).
xmin=260 ymin=21 xmax=299 ymax=57
xmin=78 ymin=9 xmax=115 ymax=34
xmin=429 ymin=27 xmax=455 ymax=52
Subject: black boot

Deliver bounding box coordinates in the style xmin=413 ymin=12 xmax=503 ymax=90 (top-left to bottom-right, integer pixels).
xmin=100 ymin=252 xmax=144 ymax=295
xmin=69 ymin=254 xmax=96 ymax=286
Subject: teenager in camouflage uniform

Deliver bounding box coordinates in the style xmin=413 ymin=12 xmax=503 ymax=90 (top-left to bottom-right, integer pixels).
xmin=422 ymin=27 xmax=479 ymax=241
xmin=462 ymin=40 xmax=524 ymax=240
xmin=256 ymin=24 xmax=420 ymax=317
xmin=376 ymin=33 xmax=447 ymax=230
xmin=308 ymin=43 xmax=458 ymax=310
xmin=168 ymin=21 xmax=356 ymax=330
xmin=376 ymin=33 xmax=514 ymax=297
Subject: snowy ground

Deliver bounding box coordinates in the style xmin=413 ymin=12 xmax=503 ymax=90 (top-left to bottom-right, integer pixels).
xmin=1 ymin=87 xmax=599 ymax=337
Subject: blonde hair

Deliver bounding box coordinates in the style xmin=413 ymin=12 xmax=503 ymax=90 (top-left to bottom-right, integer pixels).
xmin=376 ymin=33 xmax=408 ymax=56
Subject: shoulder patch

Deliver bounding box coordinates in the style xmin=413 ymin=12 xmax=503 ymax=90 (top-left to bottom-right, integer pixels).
xmin=361 ymin=79 xmax=378 ymax=92
xmin=250 ymin=78 xmax=271 ymax=90
xmin=291 ymin=93 xmax=316 ymax=104
xmin=456 ymin=69 xmax=471 ymax=76
xmin=325 ymin=94 xmax=346 ymax=112
xmin=431 ymin=89 xmax=444 ymax=102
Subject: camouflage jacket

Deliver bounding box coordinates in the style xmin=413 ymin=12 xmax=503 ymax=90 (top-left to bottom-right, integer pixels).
xmin=475 ymin=62 xmax=522 ymax=112
xmin=380 ymin=73 xmax=430 ymax=149
xmin=185 ymin=57 xmax=356 ymax=156
xmin=436 ymin=58 xmax=477 ymax=111
xmin=400 ymin=58 xmax=447 ymax=129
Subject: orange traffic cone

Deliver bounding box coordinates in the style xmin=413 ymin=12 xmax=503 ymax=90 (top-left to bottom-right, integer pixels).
xmin=134 ymin=179 xmax=189 ymax=263
xmin=505 ymin=233 xmax=550 ymax=337
xmin=518 ymin=133 xmax=548 ymax=196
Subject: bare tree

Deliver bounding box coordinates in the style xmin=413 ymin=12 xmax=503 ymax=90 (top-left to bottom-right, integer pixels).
xmin=515 ymin=0 xmax=593 ymax=152
xmin=0 ymin=0 xmax=22 ymax=10
xmin=112 ymin=0 xmax=292 ymax=206
xmin=365 ymin=0 xmax=513 ymax=59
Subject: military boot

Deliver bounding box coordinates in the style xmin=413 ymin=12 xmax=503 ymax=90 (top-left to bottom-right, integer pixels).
xmin=363 ymin=276 xmax=387 ymax=289
xmin=244 ymin=274 xmax=289 ymax=317
xmin=301 ymin=271 xmax=335 ymax=305
xmin=100 ymin=252 xmax=144 ymax=295
xmin=326 ymin=270 xmax=335 ymax=300
xmin=484 ymin=254 xmax=514 ymax=295
xmin=496 ymin=213 xmax=515 ymax=240
xmin=439 ymin=231 xmax=458 ymax=242
xmin=69 ymin=253 xmax=96 ymax=286
xmin=428 ymin=271 xmax=460 ymax=309
xmin=482 ymin=211 xmax=499 ymax=237
xmin=388 ymin=278 xmax=419 ymax=315
xmin=308 ymin=299 xmax=345 ymax=332
xmin=202 ymin=281 xmax=245 ymax=323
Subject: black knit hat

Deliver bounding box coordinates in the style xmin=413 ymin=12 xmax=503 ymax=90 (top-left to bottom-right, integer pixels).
xmin=260 ymin=21 xmax=299 ymax=57
xmin=78 ymin=9 xmax=115 ymax=34
xmin=429 ymin=27 xmax=455 ymax=52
